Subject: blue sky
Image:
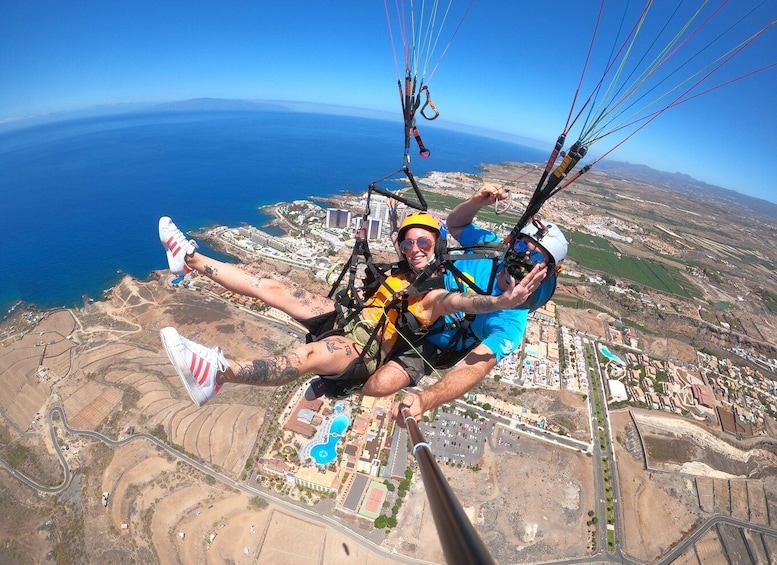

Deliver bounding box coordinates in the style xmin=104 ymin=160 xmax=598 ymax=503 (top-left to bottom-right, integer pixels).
xmin=2 ymin=1 xmax=775 ymax=203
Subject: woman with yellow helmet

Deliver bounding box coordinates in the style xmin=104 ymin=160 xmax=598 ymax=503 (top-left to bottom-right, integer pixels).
xmin=155 ymin=213 xmax=539 ymax=406
xmin=383 ymin=184 xmax=567 ymax=425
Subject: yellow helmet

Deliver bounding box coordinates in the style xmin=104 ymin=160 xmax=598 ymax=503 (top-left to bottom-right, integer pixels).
xmin=397 ymin=212 xmax=441 ymax=240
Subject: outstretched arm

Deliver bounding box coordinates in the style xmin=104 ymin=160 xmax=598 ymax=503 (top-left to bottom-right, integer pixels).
xmin=387 ymin=198 xmax=403 ymax=260
xmin=447 ymin=183 xmax=509 ymax=240
xmin=392 ymin=343 xmax=496 ymax=424
xmin=423 ymin=263 xmax=547 ymax=319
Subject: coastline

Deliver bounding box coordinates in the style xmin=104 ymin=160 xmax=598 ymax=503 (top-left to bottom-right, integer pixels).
xmin=4 ymin=160 xmax=777 ymax=564
xmin=0 ymin=196 xmax=328 ymax=325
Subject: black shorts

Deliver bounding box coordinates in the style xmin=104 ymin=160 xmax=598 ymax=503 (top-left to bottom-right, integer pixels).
xmin=390 ymin=338 xmax=479 ymax=382
xmin=298 ymin=311 xmax=338 ymax=341
xmin=390 ymin=341 xmax=441 ymax=384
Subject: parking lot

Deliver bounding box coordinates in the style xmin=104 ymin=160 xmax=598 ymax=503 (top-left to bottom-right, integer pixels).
xmin=419 ymin=409 xmax=493 ymax=467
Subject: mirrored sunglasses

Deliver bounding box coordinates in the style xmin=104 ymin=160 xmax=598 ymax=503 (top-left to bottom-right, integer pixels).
xmin=400 ymin=237 xmax=434 ymax=253
xmin=513 ymin=239 xmax=546 ymax=265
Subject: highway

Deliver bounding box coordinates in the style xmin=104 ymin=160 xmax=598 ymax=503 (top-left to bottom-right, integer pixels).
xmin=581 ymin=335 xmax=609 ymax=558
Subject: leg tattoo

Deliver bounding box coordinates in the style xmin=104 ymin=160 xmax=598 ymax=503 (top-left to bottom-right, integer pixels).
xmin=325 ymin=338 xmax=353 ymax=356
xmin=235 ymin=354 xmax=302 ymax=386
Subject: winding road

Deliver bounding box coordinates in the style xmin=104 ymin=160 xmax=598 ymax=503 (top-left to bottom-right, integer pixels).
xmin=0 ymin=405 xmax=437 ymax=565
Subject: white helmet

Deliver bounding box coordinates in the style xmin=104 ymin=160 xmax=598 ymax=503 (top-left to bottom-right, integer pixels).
xmin=519 ymin=220 xmax=568 ymax=266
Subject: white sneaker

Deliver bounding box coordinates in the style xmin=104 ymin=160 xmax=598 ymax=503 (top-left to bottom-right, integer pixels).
xmin=158 ymin=217 xmax=197 ymax=276
xmin=160 ymin=327 xmax=228 ymax=406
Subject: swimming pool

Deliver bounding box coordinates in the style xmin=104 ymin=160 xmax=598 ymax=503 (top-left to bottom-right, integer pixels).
xmin=599 ymin=345 xmax=626 ymax=366
xmin=309 ymin=414 xmax=350 ymax=465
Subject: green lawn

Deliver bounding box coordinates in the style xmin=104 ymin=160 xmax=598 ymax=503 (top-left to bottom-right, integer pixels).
xmin=406 ymin=188 xmax=525 ymax=227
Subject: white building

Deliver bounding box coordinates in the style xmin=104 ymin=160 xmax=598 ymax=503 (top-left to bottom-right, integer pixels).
xmin=607 ymin=379 xmax=628 ymax=401
xmin=353 ymin=217 xmax=383 ymax=240
xmin=326 ymin=208 xmax=351 ymax=229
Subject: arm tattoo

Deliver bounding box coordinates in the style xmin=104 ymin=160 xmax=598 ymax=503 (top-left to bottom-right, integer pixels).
xmin=468 ymin=295 xmax=494 ymax=313
xmin=442 ymin=292 xmax=494 ymax=314
xmin=291 ymin=288 xmax=318 ymax=308
xmin=235 ymin=353 xmax=302 ymax=386
xmin=204 ymin=264 xmax=218 ymax=277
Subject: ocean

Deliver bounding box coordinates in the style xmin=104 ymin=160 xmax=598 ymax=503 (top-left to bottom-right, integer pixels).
xmin=1 ymin=110 xmax=547 ymax=316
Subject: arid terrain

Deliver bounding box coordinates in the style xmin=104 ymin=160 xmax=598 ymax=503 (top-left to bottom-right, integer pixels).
xmin=2 ymin=163 xmax=777 ymax=564
xmin=0 ymin=270 xmax=596 ymax=564
xmin=2 ymin=272 xmax=776 ymax=564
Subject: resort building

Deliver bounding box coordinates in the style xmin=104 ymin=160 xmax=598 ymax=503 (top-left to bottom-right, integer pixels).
xmin=353 ymin=217 xmax=383 ymax=241
xmin=608 ymin=379 xmax=628 ymax=401
xmin=691 ymin=383 xmax=715 ymax=408
xmin=326 ymin=208 xmax=351 ymax=229
xmin=294 ymin=466 xmax=339 ymax=494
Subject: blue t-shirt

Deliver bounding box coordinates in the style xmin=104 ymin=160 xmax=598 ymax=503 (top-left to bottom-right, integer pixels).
xmin=426 ymin=223 xmax=529 ymax=362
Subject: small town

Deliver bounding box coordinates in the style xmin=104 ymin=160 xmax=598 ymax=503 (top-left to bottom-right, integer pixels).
xmin=147 ymin=168 xmax=777 ymax=536
xmin=3 ymin=165 xmax=777 ymax=564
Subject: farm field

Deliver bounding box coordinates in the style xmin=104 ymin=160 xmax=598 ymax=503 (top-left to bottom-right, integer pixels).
xmin=569 ymin=231 xmax=691 ymax=298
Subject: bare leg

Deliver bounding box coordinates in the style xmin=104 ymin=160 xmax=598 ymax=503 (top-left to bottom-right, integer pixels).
xmin=217 ymin=335 xmax=362 ymax=387
xmin=360 ymin=360 xmax=412 ymax=396
xmin=184 ymin=251 xmax=334 ymax=320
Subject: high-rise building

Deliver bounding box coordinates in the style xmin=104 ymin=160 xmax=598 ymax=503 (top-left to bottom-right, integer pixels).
xmin=326 ymin=208 xmax=352 ymax=229
xmin=370 ymin=201 xmax=390 ymax=222
xmin=367 ymin=218 xmax=382 ymax=240
xmin=354 ymin=217 xmax=383 ymax=241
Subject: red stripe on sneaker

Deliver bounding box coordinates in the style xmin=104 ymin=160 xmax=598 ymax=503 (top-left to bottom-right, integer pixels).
xmin=166 ymin=236 xmax=182 ymax=257
xmin=192 ymin=356 xmax=204 ymax=383
xmin=189 ymin=354 xmax=211 ymax=386
xmin=194 ymin=357 xmax=205 ymax=383
xmin=198 ymin=360 xmax=212 ymax=385
xmin=188 ymin=355 xmax=200 ymax=379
